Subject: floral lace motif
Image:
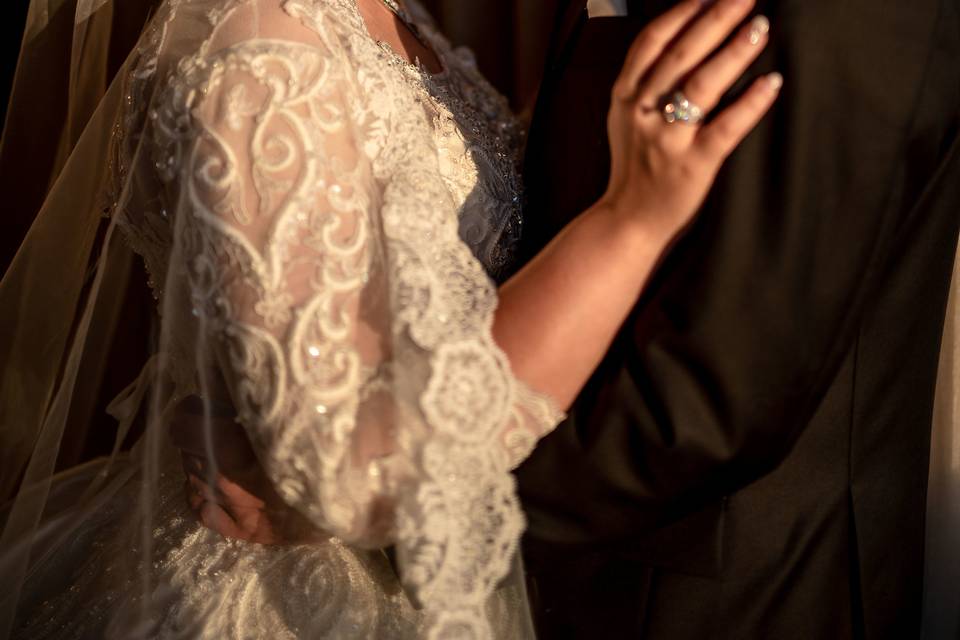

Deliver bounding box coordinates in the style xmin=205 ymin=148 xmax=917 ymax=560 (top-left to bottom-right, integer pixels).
xmin=111 ymin=0 xmax=563 ymax=638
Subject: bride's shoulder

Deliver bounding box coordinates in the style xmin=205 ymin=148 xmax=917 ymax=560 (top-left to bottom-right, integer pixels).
xmin=127 ymin=0 xmax=374 ymax=114
xmin=146 ymin=0 xmax=363 ymax=67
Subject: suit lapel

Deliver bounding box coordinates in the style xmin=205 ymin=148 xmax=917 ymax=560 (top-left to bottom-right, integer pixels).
xmin=548 ymin=0 xmax=590 ymax=67
xmin=548 ymin=0 xmax=673 ymax=69
xmin=632 ymin=0 xmax=683 ymax=19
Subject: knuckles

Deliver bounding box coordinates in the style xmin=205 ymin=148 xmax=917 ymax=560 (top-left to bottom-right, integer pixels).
xmin=630 ymin=105 xmax=649 ymax=128
xmin=663 ymin=46 xmax=690 ymax=67
xmin=675 ymin=157 xmax=705 ymax=183
xmin=713 ymin=0 xmax=752 ymax=22
xmin=611 ymin=80 xmax=632 ymax=103
xmin=631 ymin=32 xmax=660 ymax=57
xmin=684 ymin=76 xmax=710 ymax=103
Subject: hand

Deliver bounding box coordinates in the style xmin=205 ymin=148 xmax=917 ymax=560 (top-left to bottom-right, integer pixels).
xmin=170 ymin=396 xmax=326 ymax=545
xmin=601 ymin=0 xmax=780 ymax=242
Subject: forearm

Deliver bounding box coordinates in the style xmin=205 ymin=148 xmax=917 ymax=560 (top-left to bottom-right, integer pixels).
xmin=494 ymin=203 xmax=666 ymax=408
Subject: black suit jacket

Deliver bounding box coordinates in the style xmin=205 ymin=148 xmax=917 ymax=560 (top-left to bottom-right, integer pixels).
xmin=515 ymin=0 xmax=960 ymax=637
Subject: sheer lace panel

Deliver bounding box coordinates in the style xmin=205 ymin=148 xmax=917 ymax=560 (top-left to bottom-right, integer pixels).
xmin=109 ymin=0 xmax=562 ymax=637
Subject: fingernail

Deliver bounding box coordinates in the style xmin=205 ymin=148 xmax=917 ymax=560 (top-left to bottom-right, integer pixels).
xmin=748 ymin=15 xmax=770 ymax=45
xmin=766 ymin=72 xmax=784 ymax=91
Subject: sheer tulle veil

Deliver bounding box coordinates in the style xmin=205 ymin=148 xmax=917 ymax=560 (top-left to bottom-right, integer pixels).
xmin=0 ymin=0 xmax=158 ymax=635
xmin=0 ymin=0 xmax=555 ymax=637
xmin=1 ymin=0 xmax=136 ymax=628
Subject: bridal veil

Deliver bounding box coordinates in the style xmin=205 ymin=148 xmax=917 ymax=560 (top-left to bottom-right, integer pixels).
xmin=0 ymin=0 xmax=561 ymax=637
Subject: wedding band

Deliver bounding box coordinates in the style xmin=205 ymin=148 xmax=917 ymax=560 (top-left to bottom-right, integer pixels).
xmin=661 ymin=91 xmax=704 ymax=125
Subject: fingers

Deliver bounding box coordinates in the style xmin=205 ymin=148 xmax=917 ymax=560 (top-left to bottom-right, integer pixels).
xmin=185 ymin=471 xmax=268 ymax=514
xmin=682 ymin=15 xmax=770 ymax=113
xmin=228 ymin=503 xmax=277 ymax=543
xmin=198 ymin=501 xmax=250 ymax=541
xmin=186 ymin=472 xmax=284 ymax=544
xmin=614 ymin=0 xmax=705 ymax=100
xmin=216 ymin=474 xmax=267 ymax=510
xmin=639 ymin=0 xmax=756 ymax=104
xmin=695 ymin=72 xmax=782 ymax=161
xmin=188 ymin=472 xmax=225 ymax=509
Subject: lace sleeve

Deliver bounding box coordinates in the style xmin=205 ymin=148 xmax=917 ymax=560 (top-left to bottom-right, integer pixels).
xmin=157 ymin=3 xmax=561 ymax=635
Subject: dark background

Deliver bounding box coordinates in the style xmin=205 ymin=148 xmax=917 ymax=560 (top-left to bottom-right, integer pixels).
xmin=1 ymin=3 xmax=30 ymax=129
xmin=417 ymin=0 xmax=555 ymax=114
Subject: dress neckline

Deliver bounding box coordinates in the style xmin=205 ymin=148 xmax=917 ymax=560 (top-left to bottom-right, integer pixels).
xmin=349 ymin=0 xmax=449 ymax=80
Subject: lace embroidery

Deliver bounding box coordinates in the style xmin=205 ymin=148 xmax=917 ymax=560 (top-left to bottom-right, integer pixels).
xmin=108 ymin=1 xmax=564 ymax=637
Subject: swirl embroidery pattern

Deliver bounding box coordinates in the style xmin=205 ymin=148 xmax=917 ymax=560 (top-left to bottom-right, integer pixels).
xmin=105 ymin=0 xmax=564 ymax=638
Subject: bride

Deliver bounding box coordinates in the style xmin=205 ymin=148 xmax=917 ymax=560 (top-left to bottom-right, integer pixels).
xmin=0 ymin=0 xmax=780 ymax=637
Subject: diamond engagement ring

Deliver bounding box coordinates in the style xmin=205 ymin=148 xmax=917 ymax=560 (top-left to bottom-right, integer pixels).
xmin=661 ymin=91 xmax=704 ymax=125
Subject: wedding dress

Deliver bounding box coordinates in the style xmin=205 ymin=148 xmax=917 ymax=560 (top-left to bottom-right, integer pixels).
xmin=0 ymin=0 xmax=562 ymax=637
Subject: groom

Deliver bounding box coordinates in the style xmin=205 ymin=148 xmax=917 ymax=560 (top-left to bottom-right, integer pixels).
xmin=514 ymin=0 xmax=960 ymax=637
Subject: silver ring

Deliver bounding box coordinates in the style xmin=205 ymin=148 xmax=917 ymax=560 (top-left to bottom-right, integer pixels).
xmin=661 ymin=91 xmax=704 ymax=125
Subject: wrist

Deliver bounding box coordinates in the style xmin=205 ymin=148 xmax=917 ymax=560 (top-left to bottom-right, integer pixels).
xmin=587 ymin=197 xmax=672 ymax=258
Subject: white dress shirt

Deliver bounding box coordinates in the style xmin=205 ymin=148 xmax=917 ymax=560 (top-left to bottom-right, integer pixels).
xmin=587 ymin=0 xmax=629 ymax=18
